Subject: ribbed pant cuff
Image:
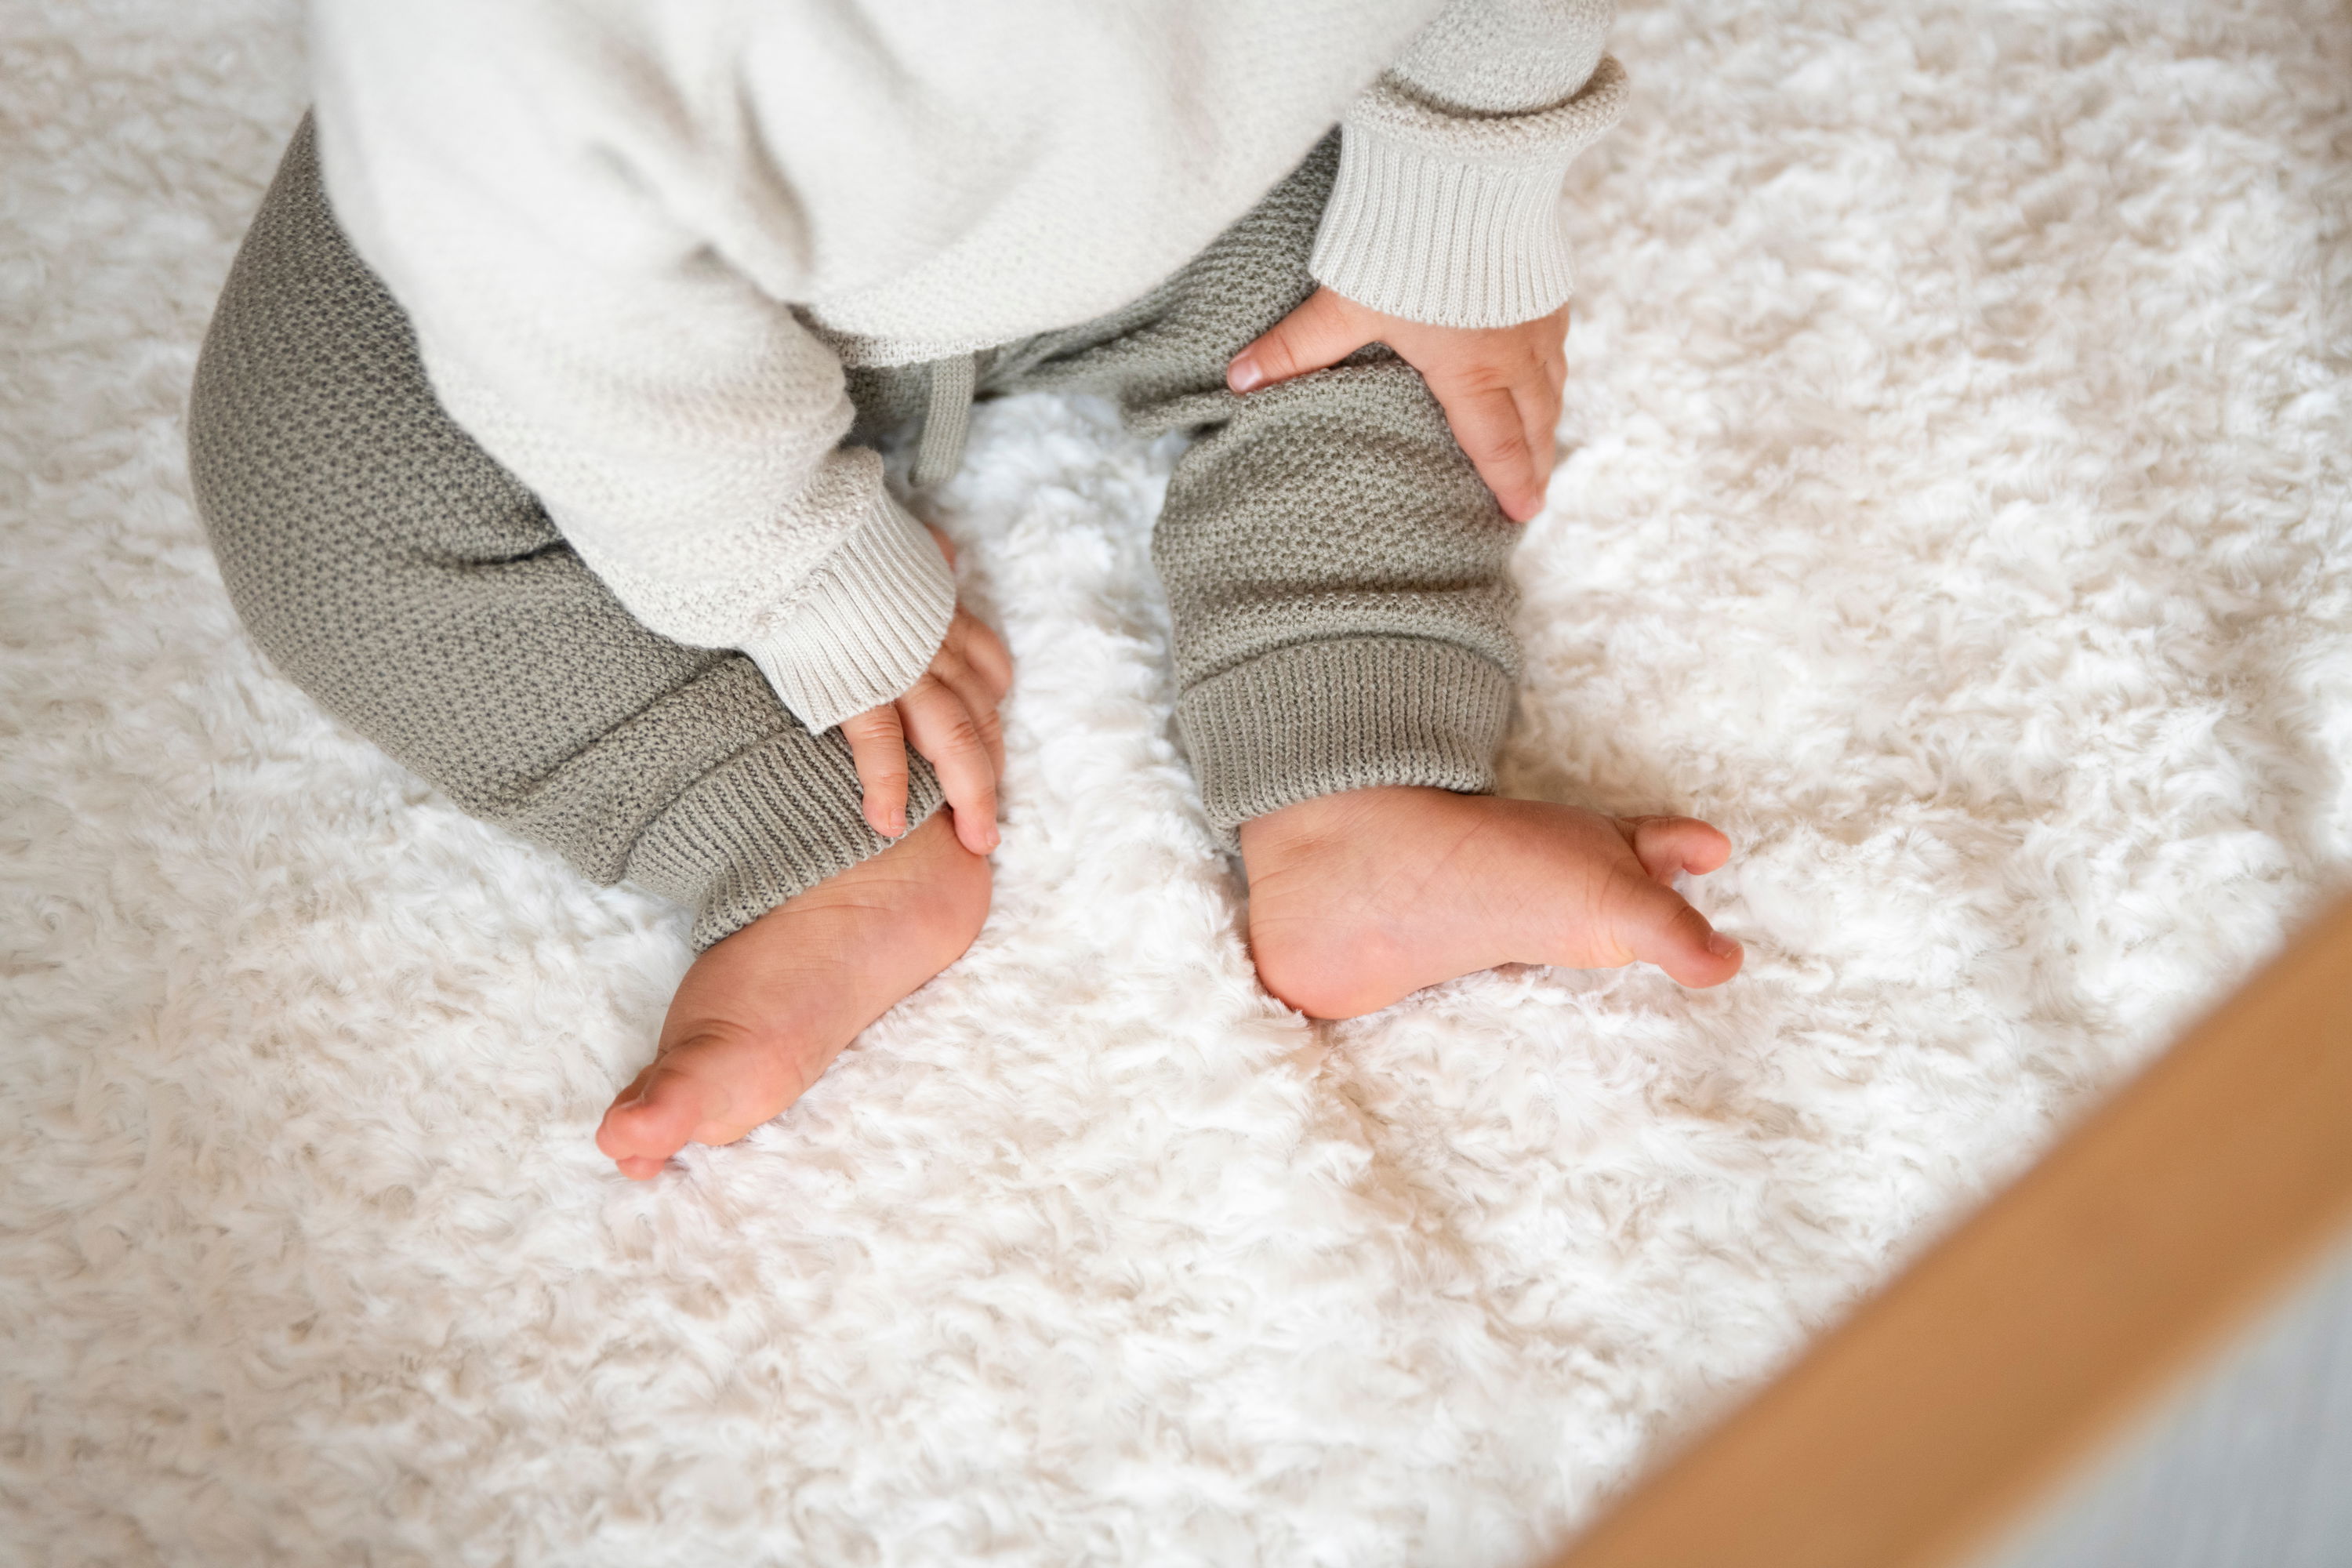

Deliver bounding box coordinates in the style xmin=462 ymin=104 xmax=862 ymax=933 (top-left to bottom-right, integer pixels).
xmin=623 ymin=727 xmax=944 ymax=950
xmin=1177 ymin=637 xmax=1514 ymax=840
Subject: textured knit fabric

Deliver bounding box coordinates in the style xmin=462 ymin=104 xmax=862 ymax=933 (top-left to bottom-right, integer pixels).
xmin=306 ymin=0 xmax=1611 ymax=735
xmin=187 ymin=120 xmax=943 ymax=951
xmin=1312 ymin=0 xmax=1629 ymax=328
xmin=190 ymin=122 xmax=1519 ymax=946
xmin=948 ymin=135 xmax=1523 ymax=833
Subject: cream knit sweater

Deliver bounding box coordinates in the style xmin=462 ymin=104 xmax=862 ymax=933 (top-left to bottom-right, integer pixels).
xmin=310 ymin=0 xmax=1625 ymax=733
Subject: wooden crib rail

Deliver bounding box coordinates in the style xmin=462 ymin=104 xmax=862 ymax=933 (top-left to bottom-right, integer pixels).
xmin=1542 ymin=892 xmax=2352 ymax=1568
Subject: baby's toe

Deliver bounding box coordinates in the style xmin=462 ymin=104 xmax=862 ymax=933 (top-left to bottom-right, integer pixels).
xmin=1625 ymin=815 xmax=1732 ymax=883
xmin=596 ymin=1064 xmax=717 ymax=1179
xmin=1615 ymin=872 xmax=1743 ymax=988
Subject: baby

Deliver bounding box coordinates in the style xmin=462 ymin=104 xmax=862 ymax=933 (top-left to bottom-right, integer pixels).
xmin=188 ymin=0 xmax=1740 ymax=1181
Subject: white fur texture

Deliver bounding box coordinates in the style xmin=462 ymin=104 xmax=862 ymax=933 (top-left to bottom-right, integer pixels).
xmin=3 ymin=3 xmax=2347 ymax=1563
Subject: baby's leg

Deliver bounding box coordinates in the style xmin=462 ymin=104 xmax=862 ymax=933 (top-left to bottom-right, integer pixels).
xmin=188 ymin=118 xmax=983 ymax=1177
xmin=1007 ymin=136 xmax=1739 ymax=1014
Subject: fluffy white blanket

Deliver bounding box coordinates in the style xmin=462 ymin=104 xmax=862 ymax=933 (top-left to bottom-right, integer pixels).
xmin=4 ymin=2 xmax=2347 ymax=1562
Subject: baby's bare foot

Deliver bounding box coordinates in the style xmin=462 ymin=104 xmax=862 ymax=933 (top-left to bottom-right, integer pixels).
xmin=1240 ymin=786 xmax=1741 ymax=1020
xmin=596 ymin=813 xmax=989 ymax=1180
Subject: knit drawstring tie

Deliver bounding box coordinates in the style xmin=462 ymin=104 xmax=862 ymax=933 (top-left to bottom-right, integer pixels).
xmin=911 ymin=351 xmax=976 ymax=489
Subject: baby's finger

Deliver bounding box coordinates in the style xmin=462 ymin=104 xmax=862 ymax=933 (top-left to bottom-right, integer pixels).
xmin=1436 ymin=379 xmax=1541 ymax=522
xmin=957 ymin=611 xmax=1014 ymax=702
xmin=1229 ymin=287 xmax=1369 ymax=392
xmin=898 ymin=677 xmax=1000 ymax=855
xmin=942 ymin=670 xmax=1006 ymax=777
xmin=1515 ymin=375 xmax=1562 ymax=496
xmin=1536 ymin=310 xmax=1572 ymax=397
xmin=838 ymin=704 xmax=913 ymax=837
xmin=928 ymin=643 xmax=1007 ymax=778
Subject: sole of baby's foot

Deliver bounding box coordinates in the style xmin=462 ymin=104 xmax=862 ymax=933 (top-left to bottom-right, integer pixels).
xmin=595 ymin=812 xmax=990 ymax=1180
xmin=1239 ymin=786 xmax=1741 ymax=1021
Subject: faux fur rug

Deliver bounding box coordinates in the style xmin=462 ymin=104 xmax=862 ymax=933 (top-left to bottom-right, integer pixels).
xmin=5 ymin=2 xmax=2348 ymax=1563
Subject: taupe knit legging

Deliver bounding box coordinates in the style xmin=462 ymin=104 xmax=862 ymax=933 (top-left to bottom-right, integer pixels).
xmin=189 ymin=118 xmax=1521 ymax=949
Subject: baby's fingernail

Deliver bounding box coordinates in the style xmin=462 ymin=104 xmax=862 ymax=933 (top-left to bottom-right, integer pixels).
xmin=1705 ymin=931 xmax=1741 ymax=959
xmin=1226 ymin=354 xmax=1265 ymax=393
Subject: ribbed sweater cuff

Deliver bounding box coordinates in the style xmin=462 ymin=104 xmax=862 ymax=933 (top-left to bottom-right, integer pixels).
xmin=1177 ymin=637 xmax=1515 ymax=839
xmin=740 ymin=491 xmax=956 ymax=734
xmin=1310 ymin=55 xmax=1628 ymax=328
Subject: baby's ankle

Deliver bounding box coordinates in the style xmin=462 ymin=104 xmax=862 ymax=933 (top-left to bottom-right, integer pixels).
xmin=1238 ymin=785 xmax=1436 ymax=874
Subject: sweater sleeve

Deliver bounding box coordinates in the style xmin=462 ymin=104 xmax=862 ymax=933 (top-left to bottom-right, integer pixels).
xmin=1310 ymin=0 xmax=1628 ymax=328
xmin=307 ymin=3 xmax=953 ymax=735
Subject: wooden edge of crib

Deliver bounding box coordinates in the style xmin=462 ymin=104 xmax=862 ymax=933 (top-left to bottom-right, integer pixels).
xmin=1540 ymin=889 xmax=2352 ymax=1568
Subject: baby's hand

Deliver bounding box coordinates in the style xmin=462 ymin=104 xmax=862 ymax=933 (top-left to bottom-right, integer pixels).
xmin=1226 ymin=286 xmax=1569 ymax=523
xmin=837 ymin=529 xmax=1011 ymax=855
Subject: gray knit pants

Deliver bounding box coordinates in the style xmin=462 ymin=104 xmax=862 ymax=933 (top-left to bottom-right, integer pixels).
xmin=188 ymin=118 xmax=1520 ymax=950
